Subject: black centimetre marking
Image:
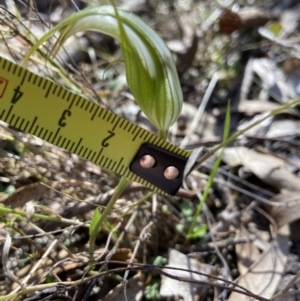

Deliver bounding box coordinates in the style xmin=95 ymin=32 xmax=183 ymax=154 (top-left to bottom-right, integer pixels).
xmin=110 ymin=160 xmax=116 ymax=171
xmin=47 ymin=131 xmax=53 ymax=141
xmin=82 ymin=147 xmax=88 ymax=158
xmin=27 ymin=72 xmax=33 ymax=83
xmin=60 ymin=137 xmax=67 ymax=148
xmin=56 ymin=136 xmax=62 ymax=146
xmin=80 ymin=98 xmax=86 ymax=109
xmin=157 ymin=139 xmax=164 ymax=148
xmin=28 ymin=117 xmax=38 ymax=133
xmin=85 ymin=101 xmax=91 ymax=111
xmin=69 ymin=141 xmax=75 ymax=153
xmin=23 ymin=120 xmax=30 ymax=132
xmin=45 ymin=82 xmax=53 ymax=98
xmin=99 ymin=156 xmax=106 ymax=167
xmin=18 ymin=118 xmax=25 ymax=130
xmin=107 ymin=159 xmax=113 ymax=170
xmin=32 ymin=74 xmax=38 ymax=85
xmin=42 ymin=129 xmax=48 ymax=140
xmin=151 ymin=135 xmax=160 ymax=146
xmin=1 ymin=58 xmax=7 ymax=69
xmin=8 ymin=114 xmax=15 ymax=126
xmin=97 ymin=108 xmax=104 ymax=119
xmin=127 ymin=123 xmax=133 ymax=133
xmin=95 ymin=148 xmax=103 ymax=164
xmin=43 ymin=80 xmax=48 ymax=90
xmin=132 ymin=127 xmax=141 ymax=141
xmin=106 ymin=112 xmax=112 ymax=122
xmin=66 ymin=91 xmax=73 ymax=103
xmin=78 ymin=145 xmax=84 ymax=156
xmin=15 ymin=116 xmax=20 ymax=128
xmin=65 ymin=139 xmax=71 ymax=150
xmin=116 ymin=157 xmax=124 ymax=173
xmin=7 ymin=61 xmax=12 ymax=72
xmin=20 ymin=69 xmax=28 ymax=86
xmin=51 ymin=128 xmax=61 ymax=144
xmin=139 ymin=128 xmax=145 ymax=139
xmin=16 ymin=118 xmax=23 ymax=131
xmin=52 ymin=85 xmax=58 ymax=96
xmin=102 ymin=110 xmax=108 ymax=121
xmin=61 ymin=89 xmax=68 ymax=100
xmin=118 ymin=119 xmax=125 ymax=129
xmin=119 ymin=164 xmax=124 ymax=175
xmin=110 ymin=114 xmax=117 ymax=125
xmin=86 ymin=149 xmax=93 ymax=161
xmin=168 ymin=144 xmax=176 ymax=153
xmin=161 ymin=140 xmax=169 ymax=150
xmin=142 ymin=131 xmax=151 ymax=142
xmin=131 ymin=126 xmax=137 ymax=135
xmin=131 ymin=174 xmax=138 ymax=182
xmin=112 ymin=118 xmax=119 ymax=131
xmin=123 ymin=120 xmax=130 ymax=131
xmin=91 ymin=105 xmax=100 ymax=121
xmin=73 ymin=138 xmax=83 ymax=154
xmin=37 ymin=76 xmax=43 ymax=88
xmin=89 ymin=103 xmax=95 ymax=113
xmin=76 ymin=96 xmax=83 ymax=107
xmin=5 ymin=105 xmax=14 ymax=121
xmin=69 ymin=93 xmax=78 ymax=110
xmin=18 ymin=66 xmax=23 ymax=77
xmin=124 ymin=167 xmax=130 ymax=178
xmin=33 ymin=125 xmax=39 ymax=136
xmin=57 ymin=86 xmax=63 ymax=97
xmin=12 ymin=63 xmax=18 ymax=75
xmin=38 ymin=127 xmax=44 ymax=137
xmin=90 ymin=151 xmax=97 ymax=162
xmin=9 ymin=114 xmax=15 ymax=125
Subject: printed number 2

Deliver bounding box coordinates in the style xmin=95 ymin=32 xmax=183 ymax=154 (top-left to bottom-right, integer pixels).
xmin=101 ymin=130 xmax=115 ymax=147
xmin=11 ymin=86 xmax=23 ymax=104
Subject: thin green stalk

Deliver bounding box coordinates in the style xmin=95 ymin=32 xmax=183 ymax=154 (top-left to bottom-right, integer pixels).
xmin=190 ymin=97 xmax=300 ymax=172
xmin=0 ymin=206 xmax=85 ymax=226
xmin=89 ymin=176 xmax=131 ymax=262
xmin=187 ymin=103 xmax=231 ymax=238
xmin=157 ymin=129 xmax=168 ymax=140
xmin=121 ymin=191 xmax=155 ymax=217
xmin=212 ymin=97 xmax=300 ymax=153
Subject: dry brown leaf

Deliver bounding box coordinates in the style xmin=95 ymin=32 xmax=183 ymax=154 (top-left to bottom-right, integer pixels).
xmin=235 ymin=230 xmax=260 ymax=275
xmin=265 ymin=120 xmax=300 ymax=138
xmin=100 ymin=274 xmax=144 ymax=301
xmin=228 ymin=225 xmax=289 ymax=301
xmin=229 ymin=190 xmax=300 ymax=300
xmin=160 ymin=249 xmax=215 ymax=301
xmin=222 ymin=147 xmax=300 ymax=192
xmin=268 ymin=192 xmax=300 ymax=229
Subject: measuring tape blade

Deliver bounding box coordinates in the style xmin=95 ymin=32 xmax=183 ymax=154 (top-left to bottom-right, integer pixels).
xmin=0 ymin=57 xmax=189 ymax=195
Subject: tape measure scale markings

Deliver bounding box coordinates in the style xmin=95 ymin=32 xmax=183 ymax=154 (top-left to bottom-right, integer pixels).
xmin=0 ymin=57 xmax=190 ymax=195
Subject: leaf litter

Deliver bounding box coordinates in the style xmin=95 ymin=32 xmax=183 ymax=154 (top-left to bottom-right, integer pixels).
xmin=0 ymin=0 xmax=300 ymax=300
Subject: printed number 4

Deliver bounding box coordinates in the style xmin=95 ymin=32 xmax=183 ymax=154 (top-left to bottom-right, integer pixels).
xmin=11 ymin=86 xmax=23 ymax=104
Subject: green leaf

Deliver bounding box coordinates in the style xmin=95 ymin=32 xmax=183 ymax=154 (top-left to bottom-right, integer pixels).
xmin=89 ymin=207 xmax=102 ymax=238
xmin=186 ymin=224 xmax=208 ymax=239
xmin=23 ymin=6 xmax=183 ymax=132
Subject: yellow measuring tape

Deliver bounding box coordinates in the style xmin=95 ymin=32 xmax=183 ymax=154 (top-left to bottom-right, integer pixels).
xmin=0 ymin=57 xmax=190 ymax=195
